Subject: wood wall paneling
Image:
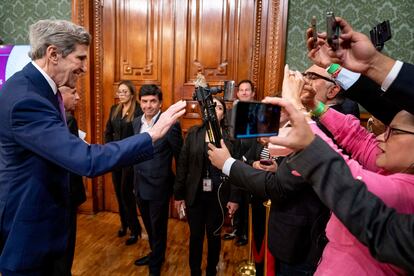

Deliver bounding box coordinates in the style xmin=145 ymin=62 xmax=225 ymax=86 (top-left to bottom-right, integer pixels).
xmin=73 ymin=0 xmax=288 ymax=213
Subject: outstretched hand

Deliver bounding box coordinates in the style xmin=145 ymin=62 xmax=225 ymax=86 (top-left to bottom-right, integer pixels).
xmin=149 ymin=100 xmax=186 ymax=142
xmin=262 ymin=97 xmax=315 ymax=152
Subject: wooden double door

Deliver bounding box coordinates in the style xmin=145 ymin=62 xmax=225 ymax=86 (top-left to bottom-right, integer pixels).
xmin=72 ymin=0 xmax=288 ymax=213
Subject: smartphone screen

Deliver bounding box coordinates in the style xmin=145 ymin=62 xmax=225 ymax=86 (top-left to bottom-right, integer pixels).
xmin=311 ymin=16 xmax=317 ymax=48
xmin=231 ymin=101 xmax=281 ymax=139
xmin=326 ymin=11 xmax=339 ymax=50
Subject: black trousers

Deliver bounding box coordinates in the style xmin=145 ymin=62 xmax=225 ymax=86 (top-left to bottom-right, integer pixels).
xmin=233 ymin=191 xmax=249 ymax=237
xmin=50 ymin=206 xmax=78 ymax=276
xmin=187 ymin=192 xmax=223 ymax=276
xmin=136 ymin=196 xmax=170 ymax=275
xmin=251 ymin=197 xmax=266 ymax=276
xmin=112 ymin=167 xmax=141 ymax=235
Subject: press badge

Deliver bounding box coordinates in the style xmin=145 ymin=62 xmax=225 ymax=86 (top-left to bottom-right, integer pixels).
xmin=203 ymin=178 xmax=212 ymax=192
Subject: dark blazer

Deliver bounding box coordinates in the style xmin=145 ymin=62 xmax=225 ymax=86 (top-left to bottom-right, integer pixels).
xmin=174 ymin=125 xmax=240 ymax=207
xmin=331 ymin=98 xmax=360 ymax=119
xmin=287 ymin=136 xmax=414 ymax=273
xmin=132 ymin=114 xmax=183 ymax=201
xmin=344 ymin=62 xmax=414 ymax=125
xmin=229 ymin=158 xmax=330 ymax=265
xmin=0 ymin=63 xmax=154 ymax=271
xmin=66 ymin=112 xmax=87 ymax=206
xmin=104 ymin=102 xmax=143 ymax=143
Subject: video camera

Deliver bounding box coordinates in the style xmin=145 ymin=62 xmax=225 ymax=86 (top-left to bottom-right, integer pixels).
xmin=193 ymin=74 xmax=223 ymax=147
xmin=370 ymin=20 xmax=391 ymax=51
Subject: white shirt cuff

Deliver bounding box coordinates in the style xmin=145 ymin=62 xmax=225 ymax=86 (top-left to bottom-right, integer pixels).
xmin=381 ymin=60 xmax=403 ymax=92
xmin=222 ymin=157 xmax=236 ymax=176
xmin=334 ymin=67 xmax=361 ymax=90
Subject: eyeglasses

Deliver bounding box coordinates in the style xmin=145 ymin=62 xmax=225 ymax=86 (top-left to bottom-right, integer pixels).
xmin=302 ymin=72 xmax=336 ymax=84
xmin=116 ymin=90 xmax=130 ymax=95
xmin=384 ymin=126 xmax=414 ymax=142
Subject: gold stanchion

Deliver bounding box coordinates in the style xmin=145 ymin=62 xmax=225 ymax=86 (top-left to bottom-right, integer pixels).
xmin=263 ymin=200 xmax=271 ymax=276
xmin=237 ymin=203 xmax=256 ymax=275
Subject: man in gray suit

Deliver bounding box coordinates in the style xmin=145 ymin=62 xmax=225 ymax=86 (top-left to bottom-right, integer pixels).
xmin=132 ymin=85 xmax=183 ymax=276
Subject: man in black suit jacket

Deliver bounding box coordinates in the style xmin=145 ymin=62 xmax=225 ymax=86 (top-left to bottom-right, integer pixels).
xmin=55 ymin=86 xmax=86 ymax=275
xmin=132 ymin=85 xmax=183 ymax=276
xmin=303 ymin=65 xmax=360 ymax=119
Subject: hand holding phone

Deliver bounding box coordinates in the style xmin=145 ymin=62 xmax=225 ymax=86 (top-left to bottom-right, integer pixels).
xmin=326 ymin=11 xmax=339 ymax=50
xmin=259 ymin=159 xmax=273 ymax=166
xmin=231 ymin=100 xmax=281 ymax=139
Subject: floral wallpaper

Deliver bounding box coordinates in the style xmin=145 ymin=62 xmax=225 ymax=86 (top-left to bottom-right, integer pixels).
xmin=1 ymin=0 xmax=412 ymax=71
xmin=285 ymin=0 xmax=414 ymax=71
xmin=0 ymin=0 xmax=71 ymax=44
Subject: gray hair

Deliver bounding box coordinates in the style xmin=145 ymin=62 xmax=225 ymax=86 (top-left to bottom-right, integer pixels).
xmin=29 ymin=19 xmax=91 ymax=60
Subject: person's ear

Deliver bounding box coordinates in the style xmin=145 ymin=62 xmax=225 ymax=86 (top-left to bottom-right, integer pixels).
xmin=46 ymin=45 xmax=59 ymax=64
xmin=326 ymin=84 xmax=340 ymax=100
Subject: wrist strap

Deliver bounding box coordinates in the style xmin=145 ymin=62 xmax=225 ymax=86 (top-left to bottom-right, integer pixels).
xmin=310 ymin=101 xmax=328 ymax=117
xmin=327 ymin=63 xmax=341 ymax=78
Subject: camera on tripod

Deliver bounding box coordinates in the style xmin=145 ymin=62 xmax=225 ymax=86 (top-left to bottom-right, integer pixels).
xmin=193 ymin=74 xmax=223 ymax=147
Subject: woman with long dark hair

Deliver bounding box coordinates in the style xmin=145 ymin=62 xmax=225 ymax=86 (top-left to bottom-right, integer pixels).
xmin=104 ymin=80 xmax=143 ymax=245
xmin=174 ymin=96 xmax=239 ymax=276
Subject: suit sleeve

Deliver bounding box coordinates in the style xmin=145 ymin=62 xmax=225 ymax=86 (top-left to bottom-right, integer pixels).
xmin=287 ymin=136 xmax=414 ymax=273
xmin=11 ymin=97 xmax=154 ymax=177
xmin=229 ymin=160 xmax=308 ymax=203
xmin=173 ymin=130 xmax=190 ymax=200
xmin=383 ymin=62 xmax=414 ymax=116
xmin=343 ymin=75 xmax=400 ymax=125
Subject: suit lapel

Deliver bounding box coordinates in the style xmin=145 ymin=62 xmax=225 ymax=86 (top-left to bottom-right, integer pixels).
xmin=23 ymin=63 xmax=60 ymax=114
xmin=132 ymin=115 xmax=143 ymax=135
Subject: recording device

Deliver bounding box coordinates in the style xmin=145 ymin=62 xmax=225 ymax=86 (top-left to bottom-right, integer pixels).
xmin=193 ymin=73 xmax=223 ymax=147
xmin=326 ymin=11 xmax=339 ymax=50
xmin=259 ymin=159 xmax=273 ymax=166
xmin=370 ymin=20 xmax=391 ymax=51
xmin=231 ymin=100 xmax=281 ymax=139
xmin=311 ymin=16 xmax=318 ymax=49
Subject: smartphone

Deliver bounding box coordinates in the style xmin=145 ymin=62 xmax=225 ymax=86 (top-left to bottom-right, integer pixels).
xmin=326 ymin=11 xmax=339 ymax=50
xmin=311 ymin=16 xmax=317 ymax=48
xmin=259 ymin=159 xmax=273 ymax=166
xmin=231 ymin=100 xmax=281 ymax=139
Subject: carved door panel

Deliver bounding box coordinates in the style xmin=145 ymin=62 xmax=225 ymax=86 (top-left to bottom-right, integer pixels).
xmin=72 ymin=0 xmax=287 ymax=213
xmin=101 ymin=0 xmax=176 ymax=212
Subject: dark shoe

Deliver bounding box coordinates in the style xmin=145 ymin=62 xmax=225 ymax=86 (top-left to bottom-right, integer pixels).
xmin=134 ymin=254 xmax=151 ymax=266
xmin=118 ymin=228 xmax=127 ymax=237
xmin=236 ymin=235 xmax=248 ymax=246
xmin=125 ymin=235 xmax=139 ymax=245
xmin=222 ymin=232 xmax=236 ymax=240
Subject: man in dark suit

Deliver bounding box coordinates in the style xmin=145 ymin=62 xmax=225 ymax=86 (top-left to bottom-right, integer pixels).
xmin=0 ymin=19 xmax=185 ymax=276
xmin=132 ymin=85 xmax=183 ymax=276
xmin=54 ymin=86 xmax=86 ymax=275
xmin=303 ymin=65 xmax=360 ymax=118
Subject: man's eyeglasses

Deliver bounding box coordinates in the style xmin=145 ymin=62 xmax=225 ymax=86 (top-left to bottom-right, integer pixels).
xmin=302 ymin=72 xmax=336 ymax=84
xmin=384 ymin=126 xmax=414 ymax=142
